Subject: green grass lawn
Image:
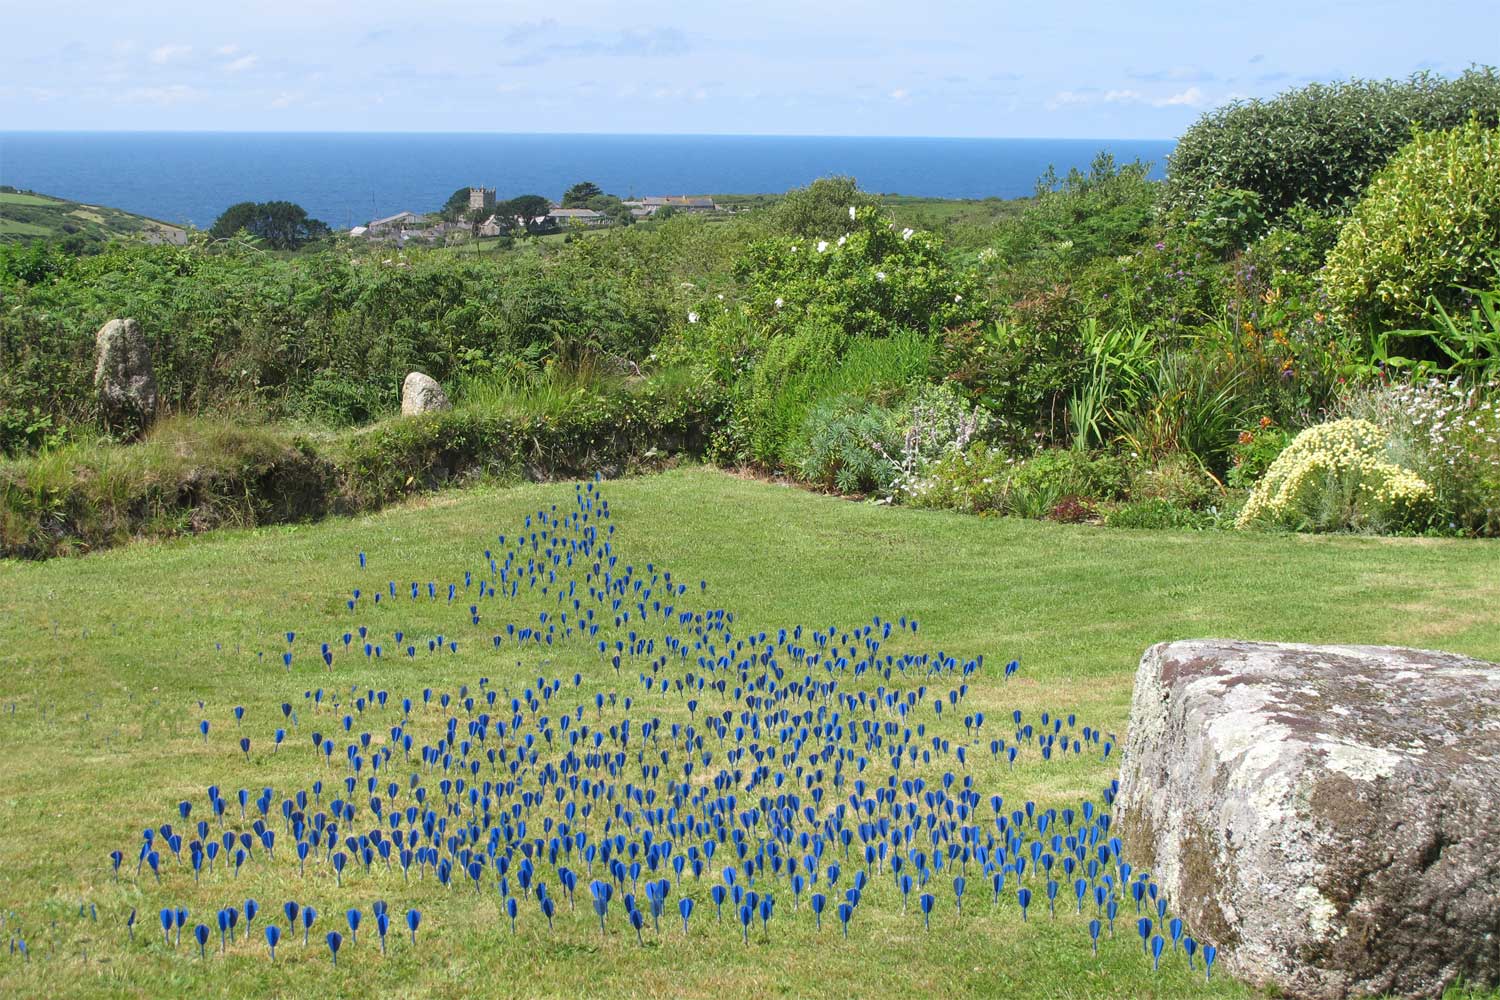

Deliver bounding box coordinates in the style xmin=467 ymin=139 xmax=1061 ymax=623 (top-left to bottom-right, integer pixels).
xmin=0 ymin=467 xmax=1496 ymax=999
xmin=0 ymin=192 xmax=64 ymax=208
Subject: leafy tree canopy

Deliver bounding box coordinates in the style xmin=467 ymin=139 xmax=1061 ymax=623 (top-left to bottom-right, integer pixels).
xmin=495 ymin=194 xmax=553 ymax=233
xmin=209 ymin=201 xmax=330 ymax=250
xmin=562 ymin=182 xmax=604 ymax=208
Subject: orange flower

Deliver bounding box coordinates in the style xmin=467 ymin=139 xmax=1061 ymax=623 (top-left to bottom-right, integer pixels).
xmin=1238 ymin=431 xmax=1255 ymax=445
xmin=1259 ymin=416 xmax=1274 ymax=429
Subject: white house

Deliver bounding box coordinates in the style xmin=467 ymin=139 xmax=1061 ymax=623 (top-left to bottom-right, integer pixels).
xmin=548 ymin=207 xmax=609 ymax=227
xmin=366 ymin=210 xmax=421 ymax=232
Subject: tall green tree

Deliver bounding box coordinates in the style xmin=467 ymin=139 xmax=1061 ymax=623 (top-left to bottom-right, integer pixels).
xmin=441 ymin=186 xmax=474 ymax=221
xmin=209 ymin=201 xmax=330 ymax=250
xmin=562 ymin=182 xmax=604 ymax=208
xmin=497 ymin=195 xmax=553 ymax=233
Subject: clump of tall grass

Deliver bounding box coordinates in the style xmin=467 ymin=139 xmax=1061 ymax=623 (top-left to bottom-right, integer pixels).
xmin=454 ymin=360 xmax=626 ymax=421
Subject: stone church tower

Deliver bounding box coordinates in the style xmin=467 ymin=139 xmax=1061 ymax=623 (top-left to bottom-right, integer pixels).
xmin=468 ymin=187 xmax=496 ymax=212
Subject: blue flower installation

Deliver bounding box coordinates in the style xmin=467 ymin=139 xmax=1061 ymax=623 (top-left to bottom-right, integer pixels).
xmin=56 ymin=478 xmax=1224 ymax=986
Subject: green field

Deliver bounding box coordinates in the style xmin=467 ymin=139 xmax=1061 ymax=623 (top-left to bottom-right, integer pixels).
xmin=0 ymin=189 xmax=189 ymax=246
xmin=1 ymin=468 xmax=1496 ymax=998
xmin=0 ymin=193 xmax=62 ymax=208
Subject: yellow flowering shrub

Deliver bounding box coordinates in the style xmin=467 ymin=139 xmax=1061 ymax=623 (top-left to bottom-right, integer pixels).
xmin=1236 ymin=418 xmax=1434 ymax=531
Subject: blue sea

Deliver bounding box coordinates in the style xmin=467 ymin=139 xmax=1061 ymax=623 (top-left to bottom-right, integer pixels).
xmin=0 ymin=132 xmax=1175 ymax=230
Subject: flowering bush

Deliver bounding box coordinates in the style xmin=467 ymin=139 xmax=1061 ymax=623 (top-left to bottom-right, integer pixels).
xmin=733 ymin=206 xmax=982 ymax=339
xmin=902 ymin=443 xmax=1010 ymax=513
xmin=1235 ymin=418 xmax=1434 ymax=532
xmin=904 ymin=445 xmax=1127 ymax=518
xmin=1340 ymin=377 xmax=1500 ymax=535
xmin=879 ymin=383 xmax=992 ymax=500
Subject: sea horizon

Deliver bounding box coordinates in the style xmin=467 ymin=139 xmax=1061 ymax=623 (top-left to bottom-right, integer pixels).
xmin=0 ymin=131 xmax=1178 ymax=230
xmin=2 ymin=128 xmax=1177 ymax=141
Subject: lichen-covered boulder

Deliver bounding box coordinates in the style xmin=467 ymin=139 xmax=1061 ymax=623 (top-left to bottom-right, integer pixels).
xmin=93 ymin=318 xmax=158 ymax=436
xmin=1116 ymin=639 xmax=1500 ymax=1000
xmin=400 ymin=372 xmax=450 ymax=416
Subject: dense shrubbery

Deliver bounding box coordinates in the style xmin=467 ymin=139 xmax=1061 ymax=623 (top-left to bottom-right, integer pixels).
xmin=1162 ymin=68 xmax=1500 ymax=221
xmin=1339 ymin=377 xmax=1500 ymax=535
xmin=989 ymin=154 xmax=1159 ymax=277
xmin=1324 ymin=119 xmax=1500 ymax=330
xmin=0 ymin=220 xmax=734 ymax=455
xmin=5 ymin=68 xmax=1500 ymax=554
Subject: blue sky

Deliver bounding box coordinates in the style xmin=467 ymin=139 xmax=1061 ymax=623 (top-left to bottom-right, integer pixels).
xmin=2 ymin=1 xmax=1495 ymax=138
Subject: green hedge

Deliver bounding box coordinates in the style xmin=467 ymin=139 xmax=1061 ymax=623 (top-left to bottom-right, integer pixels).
xmin=0 ymin=379 xmax=721 ymax=559
xmin=1163 ymin=68 xmax=1500 ymax=221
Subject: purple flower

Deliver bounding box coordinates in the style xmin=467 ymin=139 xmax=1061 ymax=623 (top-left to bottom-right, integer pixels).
xmin=1154 ymin=242 xmax=1165 ymax=250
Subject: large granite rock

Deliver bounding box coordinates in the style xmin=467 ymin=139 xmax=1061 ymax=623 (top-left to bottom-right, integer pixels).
xmin=1116 ymin=639 xmax=1500 ymax=1000
xmin=93 ymin=318 xmax=158 ymax=435
xmin=400 ymin=371 xmax=450 ymax=416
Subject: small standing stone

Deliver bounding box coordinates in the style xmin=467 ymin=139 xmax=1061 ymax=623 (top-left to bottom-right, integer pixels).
xmin=93 ymin=318 xmax=158 ymax=436
xmin=401 ymin=372 xmax=450 ymax=416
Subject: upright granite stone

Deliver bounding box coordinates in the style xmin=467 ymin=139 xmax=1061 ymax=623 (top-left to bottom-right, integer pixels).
xmin=401 ymin=371 xmax=450 ymax=416
xmin=93 ymin=318 xmax=158 ymax=435
xmin=1116 ymin=639 xmax=1500 ymax=1000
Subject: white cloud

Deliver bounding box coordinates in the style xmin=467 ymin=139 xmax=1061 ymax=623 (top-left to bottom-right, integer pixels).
xmin=1105 ymin=89 xmax=1143 ymax=103
xmin=224 ymin=55 xmax=258 ymax=73
xmin=270 ymin=91 xmax=303 ymax=109
xmin=1154 ymin=86 xmax=1207 ymax=107
xmin=1045 ymin=90 xmax=1094 ymax=110
xmin=889 ymin=88 xmax=910 ymax=101
xmin=119 ymin=84 xmax=199 ymax=106
xmin=148 ymin=44 xmax=191 ymax=65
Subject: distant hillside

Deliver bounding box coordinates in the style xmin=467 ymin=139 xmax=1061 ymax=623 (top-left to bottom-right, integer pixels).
xmin=0 ymin=187 xmax=192 ymax=247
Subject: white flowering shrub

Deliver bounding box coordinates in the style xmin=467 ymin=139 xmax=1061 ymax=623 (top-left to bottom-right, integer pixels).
xmin=732 ymin=206 xmax=982 ymax=338
xmin=1235 ymin=418 xmax=1434 ymax=532
xmin=880 ymin=383 xmax=992 ymax=500
xmin=1340 ymin=377 xmax=1500 ymax=535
